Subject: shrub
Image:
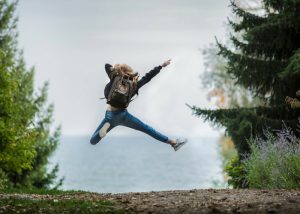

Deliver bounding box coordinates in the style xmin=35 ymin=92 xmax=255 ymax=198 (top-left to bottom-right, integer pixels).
xmin=244 ymin=120 xmax=300 ymax=189
xmin=225 ymin=155 xmax=248 ymax=188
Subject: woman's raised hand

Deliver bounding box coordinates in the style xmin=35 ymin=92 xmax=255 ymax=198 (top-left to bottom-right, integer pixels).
xmin=161 ymin=59 xmax=171 ymax=67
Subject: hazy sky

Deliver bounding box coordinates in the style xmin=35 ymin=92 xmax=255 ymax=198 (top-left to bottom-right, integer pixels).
xmin=16 ymin=0 xmax=230 ymax=138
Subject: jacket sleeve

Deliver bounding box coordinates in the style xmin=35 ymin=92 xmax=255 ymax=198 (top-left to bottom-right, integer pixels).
xmin=136 ymin=65 xmax=162 ymax=91
xmin=105 ymin=63 xmax=114 ymax=78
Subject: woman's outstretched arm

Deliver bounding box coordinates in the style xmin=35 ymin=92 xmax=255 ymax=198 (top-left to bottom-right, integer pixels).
xmin=136 ymin=59 xmax=171 ymax=90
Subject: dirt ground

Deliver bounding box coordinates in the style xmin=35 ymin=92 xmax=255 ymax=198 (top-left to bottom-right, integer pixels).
xmin=1 ymin=189 xmax=300 ymax=213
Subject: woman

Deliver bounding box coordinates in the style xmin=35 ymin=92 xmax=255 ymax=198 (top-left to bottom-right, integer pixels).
xmin=90 ymin=59 xmax=187 ymax=151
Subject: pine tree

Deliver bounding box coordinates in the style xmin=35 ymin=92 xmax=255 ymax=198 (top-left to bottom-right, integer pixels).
xmin=0 ymin=0 xmax=62 ymax=189
xmin=190 ymin=0 xmax=300 ymax=156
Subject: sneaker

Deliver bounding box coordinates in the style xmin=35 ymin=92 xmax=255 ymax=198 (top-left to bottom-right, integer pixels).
xmin=172 ymin=138 xmax=188 ymax=151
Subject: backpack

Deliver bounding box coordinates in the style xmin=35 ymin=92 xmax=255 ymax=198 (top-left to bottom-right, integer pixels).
xmin=107 ymin=71 xmax=138 ymax=108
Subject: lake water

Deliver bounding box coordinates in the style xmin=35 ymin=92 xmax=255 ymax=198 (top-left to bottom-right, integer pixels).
xmin=49 ymin=135 xmax=224 ymax=193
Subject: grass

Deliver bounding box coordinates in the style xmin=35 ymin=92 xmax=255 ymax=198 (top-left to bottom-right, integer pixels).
xmin=0 ymin=188 xmax=126 ymax=213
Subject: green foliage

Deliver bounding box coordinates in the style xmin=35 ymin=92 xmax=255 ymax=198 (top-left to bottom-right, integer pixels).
xmin=244 ymin=122 xmax=300 ymax=189
xmin=0 ymin=0 xmax=61 ymax=188
xmin=225 ymin=155 xmax=248 ymax=188
xmin=191 ymin=0 xmax=300 ymax=156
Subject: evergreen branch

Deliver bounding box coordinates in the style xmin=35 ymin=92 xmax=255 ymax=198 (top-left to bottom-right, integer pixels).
xmin=217 ymin=42 xmax=285 ymax=97
xmin=229 ymin=0 xmax=266 ymax=32
xmin=229 ymin=34 xmax=289 ymax=61
xmin=264 ymin=0 xmax=300 ymax=15
xmin=278 ymin=49 xmax=300 ymax=79
xmin=190 ymin=105 xmax=300 ymax=123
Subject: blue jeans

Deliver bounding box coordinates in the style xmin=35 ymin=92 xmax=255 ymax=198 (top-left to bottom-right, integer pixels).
xmin=90 ymin=109 xmax=169 ymax=145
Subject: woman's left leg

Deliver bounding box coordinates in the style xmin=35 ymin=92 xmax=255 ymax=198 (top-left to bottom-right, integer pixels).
xmin=121 ymin=110 xmax=169 ymax=144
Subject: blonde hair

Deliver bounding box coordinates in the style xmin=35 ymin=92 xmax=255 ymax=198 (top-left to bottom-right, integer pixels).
xmin=113 ymin=64 xmax=138 ymax=78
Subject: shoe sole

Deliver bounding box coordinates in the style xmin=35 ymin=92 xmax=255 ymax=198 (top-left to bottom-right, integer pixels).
xmin=99 ymin=122 xmax=110 ymax=138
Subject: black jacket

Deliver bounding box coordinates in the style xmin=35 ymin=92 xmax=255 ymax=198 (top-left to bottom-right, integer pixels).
xmin=104 ymin=63 xmax=162 ymax=104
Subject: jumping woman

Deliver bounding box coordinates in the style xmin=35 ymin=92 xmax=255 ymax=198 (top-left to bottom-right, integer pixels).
xmin=90 ymin=59 xmax=187 ymax=151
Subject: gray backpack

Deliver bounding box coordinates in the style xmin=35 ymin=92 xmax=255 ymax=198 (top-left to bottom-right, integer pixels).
xmin=107 ymin=71 xmax=138 ymax=108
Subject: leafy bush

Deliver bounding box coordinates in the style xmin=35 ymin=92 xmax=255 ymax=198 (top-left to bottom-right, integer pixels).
xmin=225 ymin=155 xmax=248 ymax=188
xmin=244 ymin=120 xmax=300 ymax=189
